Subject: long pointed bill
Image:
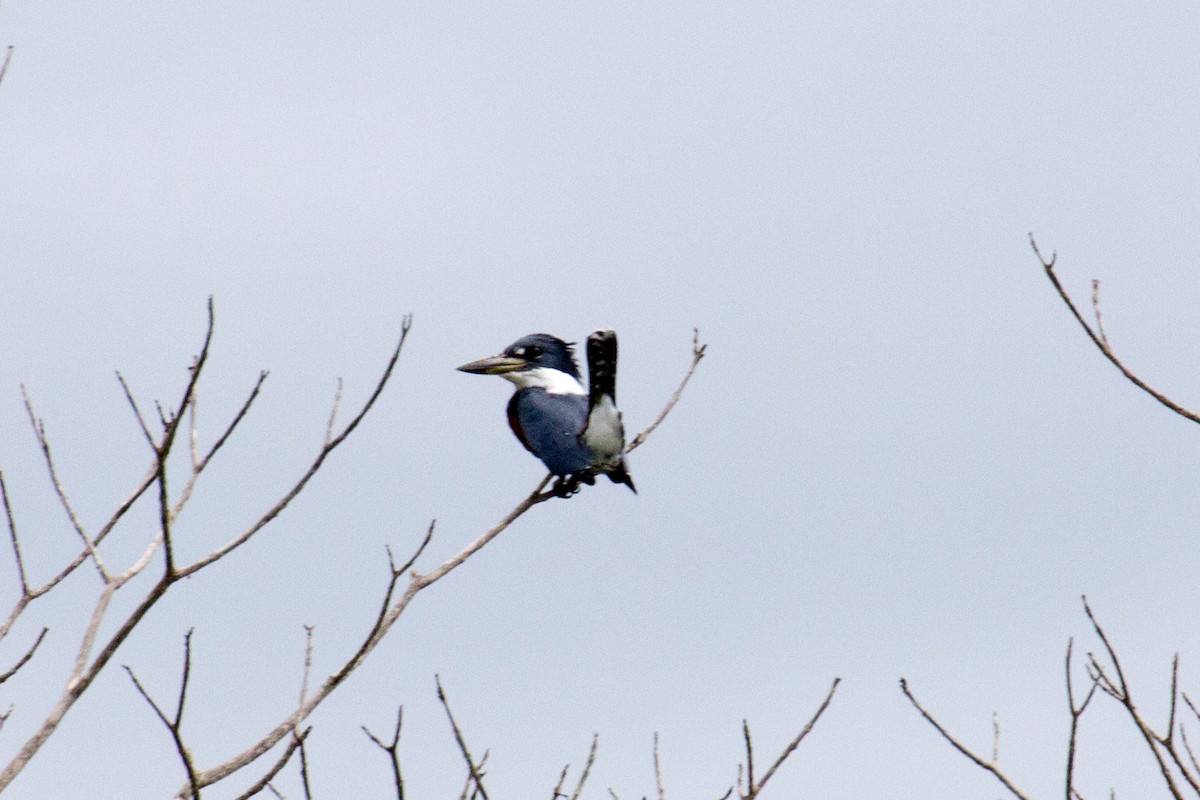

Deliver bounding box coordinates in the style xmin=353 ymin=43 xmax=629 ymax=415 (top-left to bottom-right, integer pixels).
xmin=456 ymin=355 xmax=527 ymax=375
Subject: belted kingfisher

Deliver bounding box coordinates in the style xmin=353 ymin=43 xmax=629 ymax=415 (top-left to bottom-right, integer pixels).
xmin=458 ymin=330 xmax=636 ymax=496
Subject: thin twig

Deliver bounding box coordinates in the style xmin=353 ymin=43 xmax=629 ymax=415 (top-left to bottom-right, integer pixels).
xmin=0 ymin=472 xmax=29 ymax=595
xmin=116 ymin=372 xmax=156 ymax=448
xmin=1031 ymin=234 xmax=1200 ymax=425
xmin=363 ymin=706 xmax=405 ymax=800
xmin=437 ymin=675 xmax=489 ymax=800
xmin=742 ymin=720 xmax=755 ymax=794
xmin=1082 ymin=597 xmax=1193 ymax=798
xmin=0 ymin=46 xmax=13 ymax=86
xmin=22 ymin=386 xmax=109 ymax=581
xmin=0 ymin=309 xmax=404 ymax=795
xmin=992 ymin=713 xmax=1001 ymax=766
xmin=653 ymin=732 xmax=665 ymax=800
xmin=178 ymin=317 xmax=412 ymax=577
xmin=232 ymin=729 xmax=310 ymax=800
xmin=0 ymin=627 xmax=48 ymax=684
xmin=124 ymin=630 xmax=200 ymax=799
xmin=1066 ymin=637 xmax=1100 ymax=800
xmin=552 ymin=764 xmax=571 ymax=800
xmin=570 ymin=734 xmax=599 ymax=800
xmin=899 ymin=678 xmax=1030 ymax=800
xmin=325 ymin=378 xmax=343 ymax=446
xmin=174 ymin=329 xmax=702 ymax=796
xmin=626 ymin=329 xmax=707 ymax=454
xmin=751 ymin=677 xmax=840 ymax=795
xmin=173 ymin=370 xmax=270 ymax=514
xmin=294 ymin=733 xmax=312 ymax=800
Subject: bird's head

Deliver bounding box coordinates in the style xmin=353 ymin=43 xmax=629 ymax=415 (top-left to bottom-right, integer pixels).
xmin=457 ymin=334 xmax=584 ymax=393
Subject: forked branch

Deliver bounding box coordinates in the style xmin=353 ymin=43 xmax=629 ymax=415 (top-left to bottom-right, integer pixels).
xmin=899 ymin=678 xmax=1030 ymax=800
xmin=124 ymin=630 xmax=200 ymax=798
xmin=1031 ymin=234 xmax=1200 ymax=425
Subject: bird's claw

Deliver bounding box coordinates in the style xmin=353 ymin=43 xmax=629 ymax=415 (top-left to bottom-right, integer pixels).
xmin=551 ymin=470 xmax=598 ymax=498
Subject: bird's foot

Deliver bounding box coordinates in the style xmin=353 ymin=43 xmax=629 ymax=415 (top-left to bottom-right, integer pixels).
xmin=551 ymin=471 xmax=597 ymax=498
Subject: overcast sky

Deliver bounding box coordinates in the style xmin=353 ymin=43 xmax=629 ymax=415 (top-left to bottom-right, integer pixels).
xmin=2 ymin=2 xmax=1200 ymax=798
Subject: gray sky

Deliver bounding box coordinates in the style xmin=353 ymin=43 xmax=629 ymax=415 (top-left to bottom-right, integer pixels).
xmin=2 ymin=2 xmax=1200 ymax=797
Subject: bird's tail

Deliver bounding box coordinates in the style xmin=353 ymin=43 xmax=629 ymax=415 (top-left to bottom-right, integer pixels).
xmin=606 ymin=459 xmax=638 ymax=494
xmin=586 ymin=328 xmax=619 ymax=409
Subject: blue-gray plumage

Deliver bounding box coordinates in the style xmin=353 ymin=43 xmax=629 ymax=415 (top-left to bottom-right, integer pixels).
xmin=457 ymin=332 xmax=636 ymax=496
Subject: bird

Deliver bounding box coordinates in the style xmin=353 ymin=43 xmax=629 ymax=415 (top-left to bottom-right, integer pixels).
xmin=457 ymin=330 xmax=637 ymax=496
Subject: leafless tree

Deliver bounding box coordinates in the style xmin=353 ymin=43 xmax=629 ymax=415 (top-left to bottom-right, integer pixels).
xmin=1 ymin=304 xmax=831 ymax=798
xmin=900 ymin=240 xmax=1200 ymax=798
xmin=903 ymin=597 xmax=1200 ymax=799
xmin=357 ymin=677 xmax=840 ymax=800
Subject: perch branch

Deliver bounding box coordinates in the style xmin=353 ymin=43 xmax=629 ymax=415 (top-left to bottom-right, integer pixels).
xmin=1031 ymin=234 xmax=1200 ymax=425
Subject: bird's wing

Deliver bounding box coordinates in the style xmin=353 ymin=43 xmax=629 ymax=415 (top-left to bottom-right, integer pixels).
xmin=508 ymin=389 xmax=592 ymax=475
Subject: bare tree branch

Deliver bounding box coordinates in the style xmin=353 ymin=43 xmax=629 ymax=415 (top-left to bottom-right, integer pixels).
xmin=570 ymin=734 xmax=599 ymax=800
xmin=626 ymin=329 xmax=707 ymax=454
xmin=0 ymin=306 xmax=410 ymax=794
xmin=437 ymin=675 xmax=490 ymax=800
xmin=552 ymin=764 xmax=571 ymax=800
xmin=177 ymin=314 xmax=412 ymax=577
xmin=124 ymin=629 xmax=200 ymax=798
xmin=1066 ymin=637 xmax=1101 ymax=800
xmin=746 ymin=677 xmax=840 ymax=798
xmin=899 ymin=678 xmax=1031 ymax=800
xmin=742 ymin=720 xmax=755 ymax=794
xmin=0 ymin=45 xmax=12 ymax=87
xmin=233 ymin=729 xmax=311 ymax=800
xmin=22 ymin=386 xmax=110 ymax=581
xmin=1081 ymin=596 xmax=1196 ymax=799
xmin=0 ymin=471 xmax=29 ymax=597
xmin=653 ymin=732 xmax=666 ymax=800
xmin=1031 ymin=234 xmax=1200 ymax=425
xmin=0 ymin=626 xmax=47 ymax=685
xmin=363 ymin=706 xmax=405 ymax=800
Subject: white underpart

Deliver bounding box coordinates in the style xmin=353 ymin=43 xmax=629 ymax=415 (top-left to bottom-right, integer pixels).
xmin=501 ymin=366 xmax=586 ymax=395
xmin=583 ymin=395 xmax=626 ymax=468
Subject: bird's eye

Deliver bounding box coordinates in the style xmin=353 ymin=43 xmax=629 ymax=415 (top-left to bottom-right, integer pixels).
xmin=527 ymin=345 xmax=542 ymax=358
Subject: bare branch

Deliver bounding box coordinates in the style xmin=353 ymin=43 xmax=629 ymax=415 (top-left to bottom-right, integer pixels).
xmin=437 ymin=675 xmax=490 ymax=800
xmin=0 ymin=472 xmax=29 ymax=595
xmin=173 ymin=327 xmax=701 ymax=796
xmin=178 ymin=524 xmax=434 ymax=796
xmin=233 ymin=728 xmax=310 ymax=800
xmin=626 ymin=329 xmax=707 ymax=454
xmin=749 ymin=677 xmax=840 ymax=797
xmin=178 ymin=318 xmax=412 ymax=577
xmin=899 ymin=678 xmax=1030 ymax=800
xmin=1031 ymin=234 xmax=1200 ymax=425
xmin=570 ymin=734 xmax=599 ymax=800
xmin=363 ymin=706 xmax=405 ymax=800
xmin=325 ymin=378 xmax=343 ymax=446
xmin=1090 ymin=279 xmax=1110 ymax=348
xmin=458 ymin=751 xmax=490 ymax=800
xmin=992 ymin=713 xmax=1001 ymax=766
xmin=552 ymin=764 xmax=571 ymax=800
xmin=1082 ymin=597 xmax=1194 ymax=798
xmin=115 ymin=371 xmax=156 ymax=448
xmin=294 ymin=731 xmax=312 ymax=800
xmin=22 ymin=385 xmax=109 ymax=581
xmin=1066 ymin=637 xmax=1101 ymax=800
xmin=124 ymin=629 xmax=200 ymax=799
xmin=653 ymin=732 xmax=665 ymax=800
xmin=0 ymin=627 xmax=47 ymax=685
xmin=173 ymin=370 xmax=270 ymax=514
xmin=742 ymin=720 xmax=755 ymax=794
xmin=0 ymin=46 xmax=12 ymax=86
xmin=1 ymin=309 xmax=406 ymax=794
